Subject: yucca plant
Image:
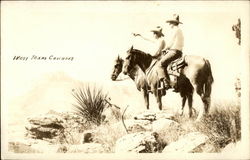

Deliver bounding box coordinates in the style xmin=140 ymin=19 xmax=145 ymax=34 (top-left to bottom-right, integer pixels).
xmin=72 ymin=85 xmax=108 ymax=126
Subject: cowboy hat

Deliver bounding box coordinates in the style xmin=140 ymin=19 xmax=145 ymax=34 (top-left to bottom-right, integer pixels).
xmin=166 ymin=14 xmax=183 ymax=24
xmin=150 ymin=26 xmax=164 ymax=36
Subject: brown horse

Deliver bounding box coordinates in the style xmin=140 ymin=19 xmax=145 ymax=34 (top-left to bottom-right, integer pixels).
xmin=123 ymin=46 xmax=214 ymax=120
xmin=111 ymin=55 xmax=198 ymax=117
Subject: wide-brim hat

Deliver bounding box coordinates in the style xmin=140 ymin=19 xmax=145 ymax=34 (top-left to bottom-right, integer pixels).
xmin=166 ymin=14 xmax=183 ymax=24
xmin=150 ymin=26 xmax=164 ymax=37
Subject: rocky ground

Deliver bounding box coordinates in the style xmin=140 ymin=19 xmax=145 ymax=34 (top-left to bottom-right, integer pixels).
xmin=8 ymin=109 xmax=241 ymax=154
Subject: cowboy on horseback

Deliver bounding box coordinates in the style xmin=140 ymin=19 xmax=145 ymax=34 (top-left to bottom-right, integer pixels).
xmin=159 ymin=14 xmax=184 ymax=91
xmin=132 ymin=26 xmax=166 ymax=59
xmin=122 ymin=14 xmax=213 ymax=118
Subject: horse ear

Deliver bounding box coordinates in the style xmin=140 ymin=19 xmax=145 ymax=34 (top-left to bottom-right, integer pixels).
xmin=117 ymin=55 xmax=123 ymax=61
xmin=130 ymin=46 xmax=133 ymax=51
xmin=127 ymin=46 xmax=133 ymax=53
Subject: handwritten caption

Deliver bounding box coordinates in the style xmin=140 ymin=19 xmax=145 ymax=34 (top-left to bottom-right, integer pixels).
xmin=13 ymin=55 xmax=74 ymax=61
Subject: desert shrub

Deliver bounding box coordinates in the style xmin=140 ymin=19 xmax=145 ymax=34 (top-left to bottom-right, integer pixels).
xmin=91 ymin=123 xmax=127 ymax=153
xmin=169 ymin=100 xmax=241 ymax=152
xmin=175 ymin=101 xmax=240 ymax=152
xmin=156 ymin=123 xmax=187 ymax=146
xmin=72 ymin=85 xmax=108 ymax=126
xmin=197 ymin=101 xmax=241 ymax=148
xmin=101 ymin=98 xmax=122 ymax=123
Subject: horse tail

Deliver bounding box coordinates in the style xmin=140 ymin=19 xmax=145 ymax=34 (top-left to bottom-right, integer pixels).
xmin=203 ymin=59 xmax=214 ymax=113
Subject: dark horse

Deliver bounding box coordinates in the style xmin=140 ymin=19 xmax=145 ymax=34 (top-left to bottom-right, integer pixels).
xmin=123 ymin=46 xmax=214 ymax=120
xmin=111 ymin=55 xmax=199 ymax=117
xmin=111 ymin=55 xmax=150 ymax=109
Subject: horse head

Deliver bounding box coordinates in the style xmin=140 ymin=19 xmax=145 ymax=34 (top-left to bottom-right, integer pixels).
xmin=123 ymin=46 xmax=137 ymax=75
xmin=123 ymin=46 xmax=152 ymax=74
xmin=111 ymin=55 xmax=124 ymax=81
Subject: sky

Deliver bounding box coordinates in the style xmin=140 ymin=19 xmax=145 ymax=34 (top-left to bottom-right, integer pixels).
xmin=1 ymin=1 xmax=249 ymax=121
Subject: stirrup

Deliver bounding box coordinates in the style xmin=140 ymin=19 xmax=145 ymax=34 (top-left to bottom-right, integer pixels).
xmin=163 ymin=79 xmax=171 ymax=90
xmin=158 ymin=81 xmax=165 ymax=90
xmin=158 ymin=85 xmax=165 ymax=90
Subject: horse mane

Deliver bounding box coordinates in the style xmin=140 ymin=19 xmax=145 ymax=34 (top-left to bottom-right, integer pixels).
xmin=131 ymin=49 xmax=153 ymax=72
xmin=132 ymin=49 xmax=152 ymax=58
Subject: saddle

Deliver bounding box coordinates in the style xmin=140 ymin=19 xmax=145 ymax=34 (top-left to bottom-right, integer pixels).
xmin=167 ymin=56 xmax=186 ymax=77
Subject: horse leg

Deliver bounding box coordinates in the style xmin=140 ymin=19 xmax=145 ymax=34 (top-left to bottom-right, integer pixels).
xmin=180 ymin=96 xmax=187 ymax=116
xmin=195 ymin=82 xmax=212 ymax=119
xmin=180 ymin=87 xmax=193 ymax=118
xmin=157 ymin=93 xmax=163 ymax=111
xmin=203 ymin=97 xmax=211 ymax=114
xmin=179 ymin=76 xmax=194 ymax=117
xmin=187 ymin=94 xmax=193 ymax=118
xmin=203 ymin=80 xmax=212 ymax=114
xmin=142 ymin=89 xmax=149 ymax=110
xmin=153 ymin=89 xmax=162 ymax=110
xmin=193 ymin=83 xmax=205 ymax=121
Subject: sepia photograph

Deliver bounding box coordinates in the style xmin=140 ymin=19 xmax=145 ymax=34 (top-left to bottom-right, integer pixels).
xmin=1 ymin=1 xmax=249 ymax=159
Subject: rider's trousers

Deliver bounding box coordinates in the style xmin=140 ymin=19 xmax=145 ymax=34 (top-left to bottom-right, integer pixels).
xmin=157 ymin=49 xmax=182 ymax=81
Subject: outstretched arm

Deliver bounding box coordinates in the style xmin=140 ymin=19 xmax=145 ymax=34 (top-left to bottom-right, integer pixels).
xmin=132 ymin=33 xmax=155 ymax=43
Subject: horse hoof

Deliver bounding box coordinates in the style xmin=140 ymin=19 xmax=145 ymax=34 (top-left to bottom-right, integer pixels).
xmin=161 ymin=90 xmax=166 ymax=96
xmin=195 ymin=116 xmax=204 ymax=122
xmin=178 ymin=109 xmax=184 ymax=116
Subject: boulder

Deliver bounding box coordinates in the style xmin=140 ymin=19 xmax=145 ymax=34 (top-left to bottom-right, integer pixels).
xmin=125 ymin=119 xmax=152 ymax=133
xmin=155 ymin=112 xmax=174 ymax=120
xmin=59 ymin=111 xmax=87 ymax=132
xmin=25 ymin=114 xmax=64 ymax=140
xmin=25 ymin=111 xmax=87 ymax=144
xmin=115 ymin=132 xmax=159 ymax=153
xmin=134 ymin=112 xmax=156 ymax=121
xmin=162 ymin=132 xmax=209 ymax=153
xmin=134 ymin=111 xmax=174 ymax=121
xmin=152 ymin=118 xmax=181 ymax=146
xmin=192 ymin=143 xmax=217 ymax=153
xmin=152 ymin=118 xmax=180 ymax=133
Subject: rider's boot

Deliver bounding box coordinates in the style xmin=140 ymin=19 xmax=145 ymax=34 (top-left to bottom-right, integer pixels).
xmin=172 ymin=77 xmax=179 ymax=92
xmin=163 ymin=78 xmax=171 ymax=90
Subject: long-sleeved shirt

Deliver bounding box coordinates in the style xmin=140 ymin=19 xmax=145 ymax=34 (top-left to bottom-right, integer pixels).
xmin=165 ymin=26 xmax=184 ymax=51
xmin=153 ymin=37 xmax=166 ymax=57
xmin=137 ymin=34 xmax=166 ymax=58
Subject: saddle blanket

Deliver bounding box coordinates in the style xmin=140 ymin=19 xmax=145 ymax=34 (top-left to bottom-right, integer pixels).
xmin=167 ymin=56 xmax=186 ymax=77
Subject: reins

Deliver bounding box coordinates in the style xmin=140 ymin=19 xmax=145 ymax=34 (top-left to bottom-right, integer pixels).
xmin=145 ymin=60 xmax=158 ymax=76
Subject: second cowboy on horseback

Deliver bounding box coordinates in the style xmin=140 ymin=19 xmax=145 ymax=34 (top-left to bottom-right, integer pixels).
xmin=159 ymin=14 xmax=184 ymax=91
xmin=132 ymin=14 xmax=184 ymax=92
